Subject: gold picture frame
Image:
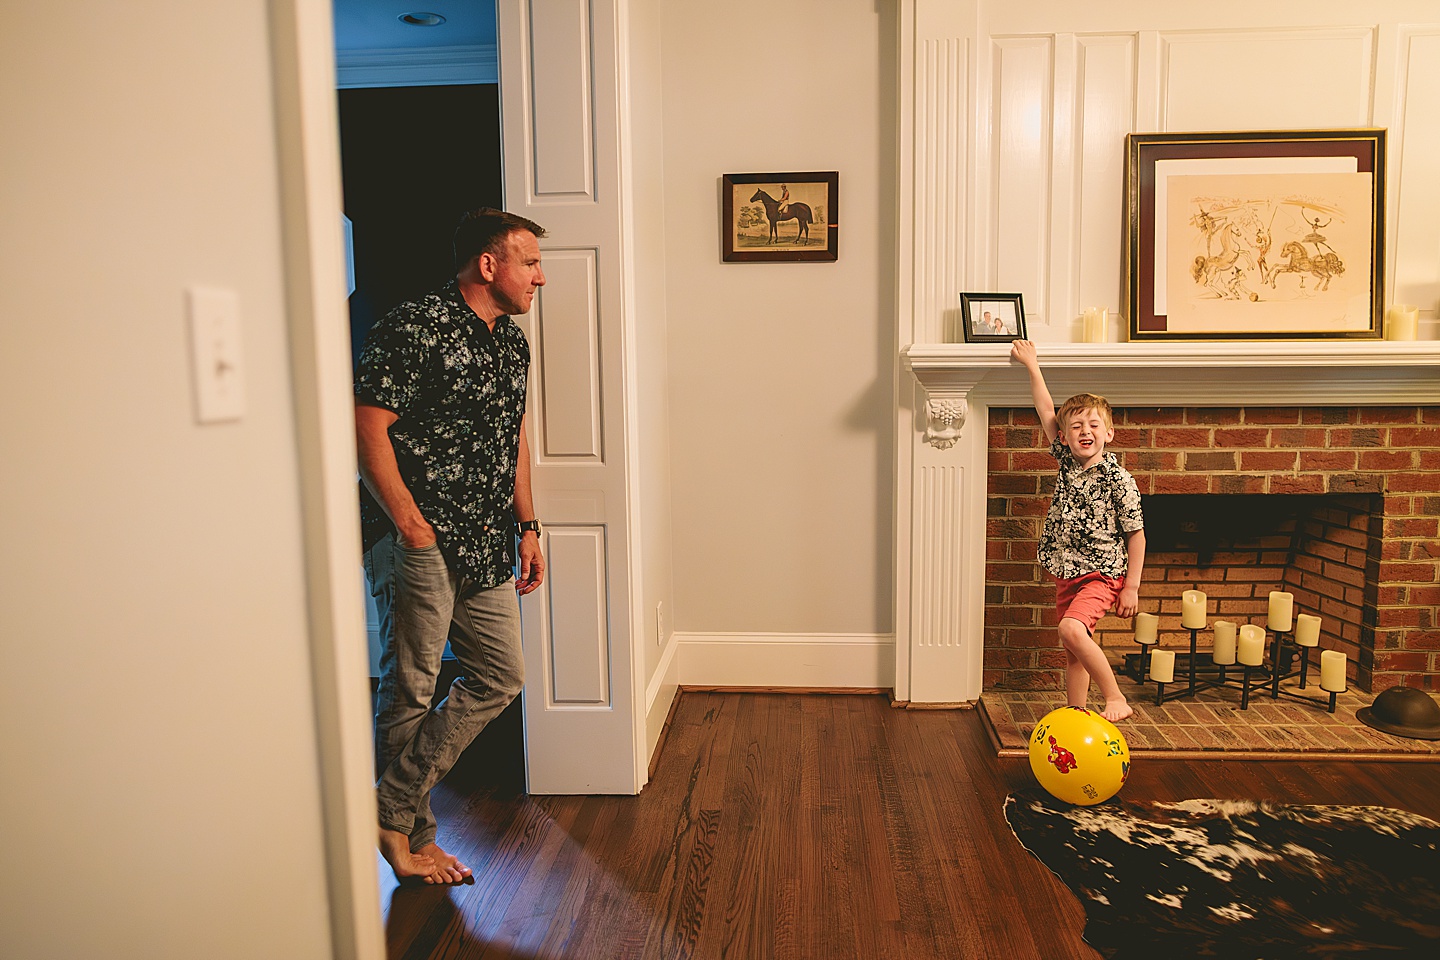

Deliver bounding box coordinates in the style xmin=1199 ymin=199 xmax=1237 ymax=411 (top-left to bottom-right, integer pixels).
xmin=1125 ymin=130 xmax=1385 ymax=340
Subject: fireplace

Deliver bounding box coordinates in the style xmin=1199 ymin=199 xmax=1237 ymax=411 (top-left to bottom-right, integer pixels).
xmin=898 ymin=341 xmax=1440 ymax=705
xmin=983 ymin=403 xmax=1440 ymax=694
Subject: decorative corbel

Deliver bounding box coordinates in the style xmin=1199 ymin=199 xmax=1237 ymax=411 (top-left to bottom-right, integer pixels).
xmin=923 ymin=396 xmax=967 ymax=449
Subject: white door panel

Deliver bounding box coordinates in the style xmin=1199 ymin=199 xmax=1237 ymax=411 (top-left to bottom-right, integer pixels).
xmin=498 ymin=0 xmax=640 ymax=794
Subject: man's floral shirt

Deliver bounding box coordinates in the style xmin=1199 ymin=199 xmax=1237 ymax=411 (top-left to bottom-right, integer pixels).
xmin=355 ymin=282 xmax=529 ymax=587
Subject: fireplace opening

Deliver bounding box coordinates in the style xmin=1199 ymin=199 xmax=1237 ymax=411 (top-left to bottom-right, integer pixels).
xmin=1116 ymin=494 xmax=1380 ymax=688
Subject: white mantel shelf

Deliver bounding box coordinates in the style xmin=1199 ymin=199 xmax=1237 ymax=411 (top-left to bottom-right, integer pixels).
xmin=904 ymin=341 xmax=1440 ymax=412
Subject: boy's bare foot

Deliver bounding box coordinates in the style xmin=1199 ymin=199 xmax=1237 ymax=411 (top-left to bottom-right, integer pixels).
xmin=414 ymin=842 xmax=473 ymax=885
xmin=379 ymin=827 xmax=437 ymax=883
xmin=1101 ymin=698 xmax=1133 ymax=722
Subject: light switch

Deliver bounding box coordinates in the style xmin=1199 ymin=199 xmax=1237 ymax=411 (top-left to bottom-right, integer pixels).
xmin=187 ymin=285 xmax=245 ymax=423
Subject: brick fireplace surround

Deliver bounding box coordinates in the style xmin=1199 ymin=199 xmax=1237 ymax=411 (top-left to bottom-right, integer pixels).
xmin=899 ymin=341 xmax=1440 ymax=705
xmin=984 ymin=404 xmax=1440 ymax=694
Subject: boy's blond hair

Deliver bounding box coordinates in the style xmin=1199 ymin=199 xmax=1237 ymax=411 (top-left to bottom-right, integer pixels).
xmin=1056 ymin=393 xmax=1114 ymax=432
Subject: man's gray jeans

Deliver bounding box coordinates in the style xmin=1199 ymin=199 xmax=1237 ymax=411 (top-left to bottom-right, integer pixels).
xmin=365 ymin=533 xmax=523 ymax=849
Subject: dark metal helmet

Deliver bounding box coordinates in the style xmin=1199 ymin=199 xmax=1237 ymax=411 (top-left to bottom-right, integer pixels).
xmin=1357 ymin=686 xmax=1440 ymax=741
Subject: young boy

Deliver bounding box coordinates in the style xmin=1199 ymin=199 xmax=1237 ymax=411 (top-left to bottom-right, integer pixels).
xmin=1011 ymin=340 xmax=1146 ymax=722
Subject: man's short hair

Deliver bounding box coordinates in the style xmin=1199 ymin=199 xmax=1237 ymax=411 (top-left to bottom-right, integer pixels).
xmin=453 ymin=208 xmax=547 ymax=271
xmin=1056 ymin=393 xmax=1114 ymax=432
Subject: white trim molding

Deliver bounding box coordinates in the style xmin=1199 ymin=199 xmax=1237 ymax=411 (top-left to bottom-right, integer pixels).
xmin=906 ymin=341 xmax=1440 ymax=430
xmin=677 ymin=633 xmax=897 ymax=689
xmin=335 ymin=44 xmax=498 ymax=88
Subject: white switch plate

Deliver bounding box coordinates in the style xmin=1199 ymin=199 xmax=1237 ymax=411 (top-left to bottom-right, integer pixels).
xmin=187 ymin=286 xmax=245 ymax=423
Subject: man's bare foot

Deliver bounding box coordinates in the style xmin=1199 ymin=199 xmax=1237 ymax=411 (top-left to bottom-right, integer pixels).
xmin=379 ymin=827 xmax=436 ymax=883
xmin=414 ymin=842 xmax=472 ymax=885
xmin=1101 ymin=699 xmax=1133 ymax=722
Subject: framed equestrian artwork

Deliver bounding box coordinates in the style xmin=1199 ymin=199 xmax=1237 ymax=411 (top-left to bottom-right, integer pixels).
xmin=959 ymin=292 xmax=1027 ymax=343
xmin=1124 ymin=130 xmax=1385 ymax=340
xmin=721 ymin=171 xmax=839 ymax=263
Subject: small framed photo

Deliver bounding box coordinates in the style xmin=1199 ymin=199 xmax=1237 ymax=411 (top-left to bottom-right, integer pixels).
xmin=959 ymin=292 xmax=1026 ymax=342
xmin=722 ymin=171 xmax=839 ymax=263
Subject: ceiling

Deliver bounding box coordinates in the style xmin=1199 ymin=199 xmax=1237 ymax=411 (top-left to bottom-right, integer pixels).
xmin=333 ymin=0 xmax=496 ymax=50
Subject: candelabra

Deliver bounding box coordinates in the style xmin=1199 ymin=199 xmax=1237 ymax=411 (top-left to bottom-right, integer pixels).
xmin=1135 ymin=590 xmax=1347 ymax=711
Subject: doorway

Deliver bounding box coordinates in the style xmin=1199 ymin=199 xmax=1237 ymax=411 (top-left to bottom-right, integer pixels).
xmin=336 ymin=73 xmax=522 ymax=786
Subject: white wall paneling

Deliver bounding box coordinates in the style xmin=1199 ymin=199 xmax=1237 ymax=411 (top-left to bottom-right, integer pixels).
xmin=524 ymin=0 xmax=597 ymax=200
xmin=1076 ymin=35 xmax=1136 ymax=335
xmin=1393 ymin=29 xmax=1440 ymax=314
xmin=1161 ymin=29 xmax=1374 ymax=131
xmin=992 ymin=37 xmax=1053 ymax=318
xmin=910 ymin=462 xmax=976 ymax=700
xmin=542 ymin=526 xmax=611 ymax=704
xmin=1047 ymin=34 xmax=1079 ymax=336
xmin=532 ymin=248 xmax=603 ymax=460
xmin=917 ymin=38 xmax=968 ymax=343
xmin=1135 ymin=31 xmax=1162 ymax=132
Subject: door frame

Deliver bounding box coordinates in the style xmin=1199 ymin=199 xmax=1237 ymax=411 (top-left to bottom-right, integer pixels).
xmin=270 ymin=0 xmax=645 ymax=954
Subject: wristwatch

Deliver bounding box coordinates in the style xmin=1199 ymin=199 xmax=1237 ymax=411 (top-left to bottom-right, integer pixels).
xmin=517 ymin=519 xmax=542 ymax=536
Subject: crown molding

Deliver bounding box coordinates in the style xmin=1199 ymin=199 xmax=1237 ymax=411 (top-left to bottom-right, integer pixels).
xmin=335 ymin=44 xmax=498 ymax=89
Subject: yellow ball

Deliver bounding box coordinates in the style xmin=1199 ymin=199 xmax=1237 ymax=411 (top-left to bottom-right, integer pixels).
xmin=1027 ymin=706 xmax=1130 ymax=805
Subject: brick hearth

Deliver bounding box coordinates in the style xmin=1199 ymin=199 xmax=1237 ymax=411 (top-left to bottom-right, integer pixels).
xmin=984 ymin=405 xmax=1440 ymax=694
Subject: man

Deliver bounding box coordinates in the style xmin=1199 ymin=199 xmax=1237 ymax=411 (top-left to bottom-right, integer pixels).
xmin=354 ymin=208 xmax=547 ymax=884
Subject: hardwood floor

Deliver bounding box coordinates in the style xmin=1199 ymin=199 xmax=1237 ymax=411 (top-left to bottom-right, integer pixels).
xmin=379 ymin=692 xmax=1440 ymax=960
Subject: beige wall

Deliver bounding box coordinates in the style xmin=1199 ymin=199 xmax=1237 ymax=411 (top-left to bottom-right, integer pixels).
xmin=0 ymin=3 xmax=335 ymax=956
xmin=661 ymin=0 xmax=897 ymax=638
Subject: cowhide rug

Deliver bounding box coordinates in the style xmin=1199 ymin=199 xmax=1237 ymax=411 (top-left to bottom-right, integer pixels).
xmin=1005 ymin=790 xmax=1440 ymax=958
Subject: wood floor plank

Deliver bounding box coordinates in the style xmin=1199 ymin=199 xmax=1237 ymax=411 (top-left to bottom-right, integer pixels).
xmin=380 ymin=692 xmax=1440 ymax=960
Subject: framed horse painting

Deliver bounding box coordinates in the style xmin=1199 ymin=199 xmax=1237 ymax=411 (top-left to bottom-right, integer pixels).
xmin=1124 ymin=130 xmax=1385 ymax=340
xmin=721 ymin=171 xmax=839 ymax=262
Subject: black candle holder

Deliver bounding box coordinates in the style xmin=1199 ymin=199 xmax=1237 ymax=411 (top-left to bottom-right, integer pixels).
xmin=1239 ymin=663 xmax=1257 ymax=709
xmin=1261 ymin=628 xmax=1335 ymax=711
xmin=1141 ymin=624 xmax=1247 ymax=703
xmin=1135 ymin=612 xmax=1339 ymax=714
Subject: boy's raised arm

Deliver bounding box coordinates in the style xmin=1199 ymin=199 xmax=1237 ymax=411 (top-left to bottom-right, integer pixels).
xmin=1010 ymin=339 xmax=1059 ymax=443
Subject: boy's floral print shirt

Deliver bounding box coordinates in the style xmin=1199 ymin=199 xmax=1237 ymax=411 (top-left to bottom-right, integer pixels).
xmin=1038 ymin=436 xmax=1144 ymax=580
xmin=355 ymin=281 xmax=530 ymax=587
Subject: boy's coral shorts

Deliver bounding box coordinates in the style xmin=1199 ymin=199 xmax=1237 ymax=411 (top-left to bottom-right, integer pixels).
xmin=1054 ymin=572 xmax=1124 ymax=634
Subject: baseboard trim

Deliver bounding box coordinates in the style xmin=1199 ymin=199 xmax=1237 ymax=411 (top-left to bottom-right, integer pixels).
xmin=676 ymin=632 xmax=895 ymax=689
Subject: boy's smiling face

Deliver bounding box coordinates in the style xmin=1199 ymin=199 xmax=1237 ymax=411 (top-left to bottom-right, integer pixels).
xmin=1061 ymin=406 xmax=1113 ymax=469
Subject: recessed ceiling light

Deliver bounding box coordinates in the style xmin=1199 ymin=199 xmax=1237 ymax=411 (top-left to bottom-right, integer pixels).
xmin=398 ymin=12 xmax=446 ymax=27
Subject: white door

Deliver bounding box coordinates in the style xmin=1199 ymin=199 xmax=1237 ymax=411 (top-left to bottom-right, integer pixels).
xmin=497 ymin=0 xmax=642 ymax=794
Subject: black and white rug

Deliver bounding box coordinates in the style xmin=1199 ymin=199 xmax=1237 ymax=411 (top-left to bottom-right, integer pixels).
xmin=1005 ymin=791 xmax=1440 ymax=958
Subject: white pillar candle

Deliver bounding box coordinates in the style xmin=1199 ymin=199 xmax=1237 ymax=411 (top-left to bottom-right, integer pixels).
xmin=1385 ymin=304 xmax=1419 ymax=341
xmin=1320 ymin=650 xmax=1348 ymax=692
xmin=1134 ymin=611 xmax=1159 ymax=645
xmin=1267 ymin=591 xmax=1294 ymax=632
xmin=1081 ymin=307 xmax=1107 ymax=343
xmin=1295 ymin=613 xmax=1322 ymax=647
xmin=1238 ymin=624 xmax=1265 ymax=666
xmin=1212 ymin=620 xmax=1237 ymax=665
xmin=1181 ymin=590 xmax=1208 ymax=629
xmin=1149 ymin=648 xmax=1175 ymax=683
